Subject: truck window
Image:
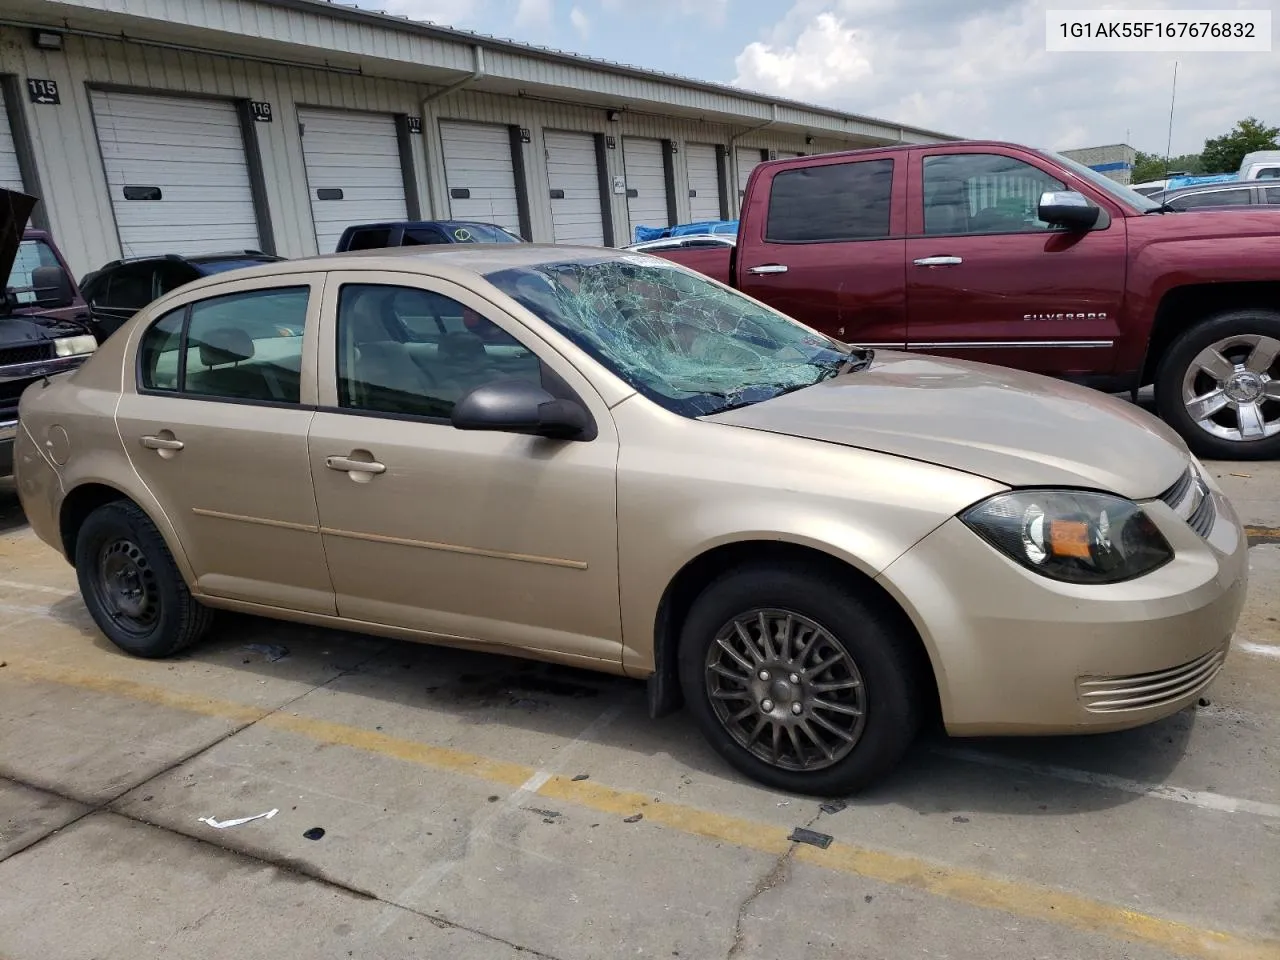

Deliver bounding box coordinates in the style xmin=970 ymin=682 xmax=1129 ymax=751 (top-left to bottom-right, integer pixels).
xmin=1169 ymin=189 xmax=1252 ymax=210
xmin=6 ymin=239 xmax=61 ymax=304
xmin=402 ymin=227 xmax=449 ymax=245
xmin=765 ymin=159 xmax=893 ymax=243
xmin=346 ymin=228 xmax=392 ymax=251
xmin=923 ymin=154 xmax=1066 ymax=236
xmin=1255 ymin=167 xmax=1280 ymax=180
xmin=1266 ymin=187 xmax=1280 ymax=204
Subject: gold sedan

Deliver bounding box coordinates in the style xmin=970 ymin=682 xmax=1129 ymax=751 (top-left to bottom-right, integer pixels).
xmin=14 ymin=245 xmax=1248 ymax=795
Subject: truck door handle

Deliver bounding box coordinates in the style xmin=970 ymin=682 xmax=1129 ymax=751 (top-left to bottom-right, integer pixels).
xmin=326 ymin=455 xmax=386 ymax=475
xmin=747 ymin=264 xmax=788 ymax=275
xmin=140 ymin=434 xmax=184 ymax=451
xmin=913 ymin=256 xmax=963 ymax=266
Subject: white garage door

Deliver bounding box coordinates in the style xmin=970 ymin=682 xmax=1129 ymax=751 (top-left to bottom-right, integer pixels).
xmin=623 ymin=137 xmax=669 ymax=241
xmin=299 ymin=107 xmax=408 ymax=253
xmin=439 ymin=120 xmax=521 ymax=234
xmin=685 ymin=143 xmax=722 ymax=223
xmin=91 ymin=90 xmax=259 ymax=258
xmin=0 ymin=87 xmax=24 ymax=192
xmin=544 ymin=130 xmax=604 ymax=246
xmin=735 ymin=147 xmax=766 ymax=198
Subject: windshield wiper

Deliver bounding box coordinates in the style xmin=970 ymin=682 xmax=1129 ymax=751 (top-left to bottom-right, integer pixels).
xmin=813 ymin=346 xmax=875 ymax=381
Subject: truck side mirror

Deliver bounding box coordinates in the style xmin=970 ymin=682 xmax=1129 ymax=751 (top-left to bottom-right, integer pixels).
xmin=1037 ymin=191 xmax=1101 ymax=231
xmin=31 ymin=264 xmax=75 ymax=308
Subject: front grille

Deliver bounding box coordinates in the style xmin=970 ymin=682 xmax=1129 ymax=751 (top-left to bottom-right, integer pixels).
xmin=1158 ymin=464 xmax=1216 ymax=539
xmin=1077 ymin=645 xmax=1226 ymax=713
xmin=0 ymin=342 xmax=54 ymax=367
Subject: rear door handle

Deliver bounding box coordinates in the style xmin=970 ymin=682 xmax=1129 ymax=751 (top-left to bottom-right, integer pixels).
xmin=140 ymin=435 xmax=184 ymax=451
xmin=747 ymin=264 xmax=788 ymax=275
xmin=913 ymin=256 xmax=963 ymax=266
xmin=325 ymin=455 xmax=386 ymax=475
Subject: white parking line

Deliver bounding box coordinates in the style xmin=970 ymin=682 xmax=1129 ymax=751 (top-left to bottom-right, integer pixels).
xmin=1236 ymin=640 xmax=1280 ymax=659
xmin=934 ymin=745 xmax=1280 ymax=819
xmin=0 ymin=601 xmax=60 ymax=618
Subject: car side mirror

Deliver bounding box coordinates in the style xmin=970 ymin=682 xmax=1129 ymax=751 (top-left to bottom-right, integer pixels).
xmin=1037 ymin=191 xmax=1101 ymax=231
xmin=451 ymin=378 xmax=591 ymax=440
xmin=31 ymin=264 xmax=75 ymax=308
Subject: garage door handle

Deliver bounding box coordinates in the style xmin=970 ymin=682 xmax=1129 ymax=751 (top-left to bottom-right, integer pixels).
xmin=913 ymin=256 xmax=963 ymax=266
xmin=326 ymin=456 xmax=386 ymax=475
xmin=747 ymin=264 xmax=788 ymax=275
xmin=141 ymin=435 xmax=184 ymax=451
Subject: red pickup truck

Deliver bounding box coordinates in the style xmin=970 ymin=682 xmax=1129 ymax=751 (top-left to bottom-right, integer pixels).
xmin=654 ymin=140 xmax=1280 ymax=460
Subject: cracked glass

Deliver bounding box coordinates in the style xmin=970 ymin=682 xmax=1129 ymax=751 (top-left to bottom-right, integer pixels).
xmin=485 ymin=255 xmax=871 ymax=417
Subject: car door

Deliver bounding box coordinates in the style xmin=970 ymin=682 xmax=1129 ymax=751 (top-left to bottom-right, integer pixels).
xmin=736 ymin=153 xmax=906 ymax=346
xmin=115 ymin=274 xmax=335 ymax=615
xmin=308 ymin=271 xmax=622 ymax=666
xmin=904 ymin=147 xmax=1126 ymax=376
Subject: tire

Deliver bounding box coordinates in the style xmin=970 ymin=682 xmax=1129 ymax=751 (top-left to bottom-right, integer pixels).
xmin=74 ymin=499 xmax=213 ymax=658
xmin=678 ymin=563 xmax=922 ymax=796
xmin=1155 ymin=309 xmax=1280 ymax=460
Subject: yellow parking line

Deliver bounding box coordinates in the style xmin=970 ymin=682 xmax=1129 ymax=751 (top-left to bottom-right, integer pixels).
xmin=1244 ymin=525 xmax=1280 ymax=542
xmin=5 ymin=656 xmax=1278 ymax=960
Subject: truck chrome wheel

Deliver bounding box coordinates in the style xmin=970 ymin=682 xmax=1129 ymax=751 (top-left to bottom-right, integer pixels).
xmin=1182 ymin=334 xmax=1280 ymax=443
xmin=704 ymin=608 xmax=867 ymax=772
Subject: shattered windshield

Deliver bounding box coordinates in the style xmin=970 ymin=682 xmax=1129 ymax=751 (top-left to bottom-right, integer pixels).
xmin=485 ymin=256 xmax=871 ymax=416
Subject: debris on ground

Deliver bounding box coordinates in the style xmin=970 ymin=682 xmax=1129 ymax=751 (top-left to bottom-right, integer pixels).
xmin=524 ymin=807 xmax=562 ymax=820
xmin=571 ymin=774 xmax=589 ymax=782
xmin=819 ymin=799 xmax=847 ymax=815
xmin=952 ymin=815 xmax=971 ymax=823
xmin=788 ymin=827 xmax=832 ymax=849
xmin=303 ymin=827 xmax=325 ymax=841
xmin=1198 ymin=698 xmax=1211 ymax=707
xmin=623 ymin=813 xmax=643 ymax=823
xmin=198 ymin=808 xmax=279 ymax=829
xmin=242 ymin=643 xmax=290 ymax=662
xmin=777 ymin=800 xmax=791 ymax=807
xmin=1229 ymin=473 xmax=1251 ymax=478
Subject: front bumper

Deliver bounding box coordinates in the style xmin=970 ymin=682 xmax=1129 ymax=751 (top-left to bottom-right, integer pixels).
xmin=877 ymin=483 xmax=1248 ymax=736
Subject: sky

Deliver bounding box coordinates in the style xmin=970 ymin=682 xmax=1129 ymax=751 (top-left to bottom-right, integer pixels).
xmin=351 ymin=0 xmax=1278 ymax=155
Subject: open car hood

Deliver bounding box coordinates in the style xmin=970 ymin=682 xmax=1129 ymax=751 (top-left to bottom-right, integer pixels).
xmin=1 ymin=188 xmax=37 ymax=290
xmin=707 ymin=351 xmax=1189 ymax=500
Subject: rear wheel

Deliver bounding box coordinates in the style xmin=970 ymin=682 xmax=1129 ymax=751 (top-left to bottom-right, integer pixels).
xmin=75 ymin=500 xmax=213 ymax=658
xmin=1155 ymin=310 xmax=1280 ymax=460
xmin=678 ymin=564 xmax=922 ymax=796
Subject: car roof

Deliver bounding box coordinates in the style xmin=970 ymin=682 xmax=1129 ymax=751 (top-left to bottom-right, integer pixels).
xmin=1161 ymin=181 xmax=1255 ymax=198
xmin=143 ymin=244 xmax=652 ymax=304
xmin=345 ymin=219 xmax=508 ymax=230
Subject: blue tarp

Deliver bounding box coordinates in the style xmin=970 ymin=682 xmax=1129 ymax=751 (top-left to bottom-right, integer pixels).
xmin=633 ymin=220 xmax=738 ymax=243
xmin=1165 ymin=173 xmax=1239 ymax=191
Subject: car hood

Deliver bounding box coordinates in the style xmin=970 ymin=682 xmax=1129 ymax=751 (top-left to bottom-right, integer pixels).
xmin=707 ymin=351 xmax=1189 ymax=500
xmin=1 ymin=188 xmax=37 ymax=289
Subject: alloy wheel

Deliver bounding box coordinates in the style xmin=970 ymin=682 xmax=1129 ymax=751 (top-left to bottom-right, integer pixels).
xmin=703 ymin=608 xmax=867 ymax=772
xmin=1181 ymin=334 xmax=1280 ymax=443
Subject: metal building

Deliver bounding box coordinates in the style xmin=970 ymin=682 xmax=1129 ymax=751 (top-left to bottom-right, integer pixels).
xmin=1059 ymin=144 xmax=1137 ymax=185
xmin=0 ymin=0 xmax=954 ymax=278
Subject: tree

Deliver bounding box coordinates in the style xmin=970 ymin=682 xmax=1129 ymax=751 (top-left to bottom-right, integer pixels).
xmin=1133 ymin=150 xmax=1204 ymax=183
xmin=1200 ymin=117 xmax=1280 ymax=174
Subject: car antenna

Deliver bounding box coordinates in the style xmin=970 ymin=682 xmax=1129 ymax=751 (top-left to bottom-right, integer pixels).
xmin=1162 ymin=60 xmax=1178 ymax=182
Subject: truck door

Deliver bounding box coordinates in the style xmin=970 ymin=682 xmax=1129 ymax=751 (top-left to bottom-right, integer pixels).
xmin=736 ymin=153 xmax=908 ymax=347
xmin=904 ymin=147 xmax=1125 ymax=378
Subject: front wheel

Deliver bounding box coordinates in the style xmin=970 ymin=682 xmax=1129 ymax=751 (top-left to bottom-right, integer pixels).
xmin=75 ymin=499 xmax=213 ymax=658
xmin=1155 ymin=310 xmax=1280 ymax=460
xmin=678 ymin=564 xmax=922 ymax=796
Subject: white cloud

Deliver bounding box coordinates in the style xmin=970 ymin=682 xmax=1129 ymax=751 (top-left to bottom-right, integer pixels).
xmin=515 ymin=0 xmax=554 ymax=27
xmin=730 ymin=1 xmax=1277 ymax=154
xmin=733 ymin=12 xmax=872 ymax=99
xmin=570 ymin=5 xmax=590 ymax=38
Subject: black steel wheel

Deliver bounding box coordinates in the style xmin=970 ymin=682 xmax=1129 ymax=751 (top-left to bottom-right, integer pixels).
xmin=75 ymin=499 xmax=213 ymax=658
xmin=679 ymin=562 xmax=922 ymax=796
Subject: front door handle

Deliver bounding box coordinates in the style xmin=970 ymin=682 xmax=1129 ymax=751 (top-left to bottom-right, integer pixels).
xmin=747 ymin=264 xmax=789 ymax=275
xmin=913 ymin=256 xmax=963 ymax=266
xmin=140 ymin=434 xmax=184 ymax=451
xmin=326 ymin=455 xmax=386 ymax=475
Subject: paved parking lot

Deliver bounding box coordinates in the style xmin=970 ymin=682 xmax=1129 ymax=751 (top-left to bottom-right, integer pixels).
xmin=2 ymin=459 xmax=1279 ymax=960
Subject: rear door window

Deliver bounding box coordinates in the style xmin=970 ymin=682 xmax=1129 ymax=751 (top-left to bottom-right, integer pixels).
xmin=765 ymin=159 xmax=894 ymax=242
xmin=345 ymin=229 xmax=392 ymax=251
xmin=402 ymin=227 xmax=450 ymax=245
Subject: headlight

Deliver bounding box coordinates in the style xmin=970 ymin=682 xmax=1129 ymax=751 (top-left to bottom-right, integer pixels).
xmin=961 ymin=490 xmax=1173 ymax=584
xmin=54 ymin=335 xmax=98 ymax=357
